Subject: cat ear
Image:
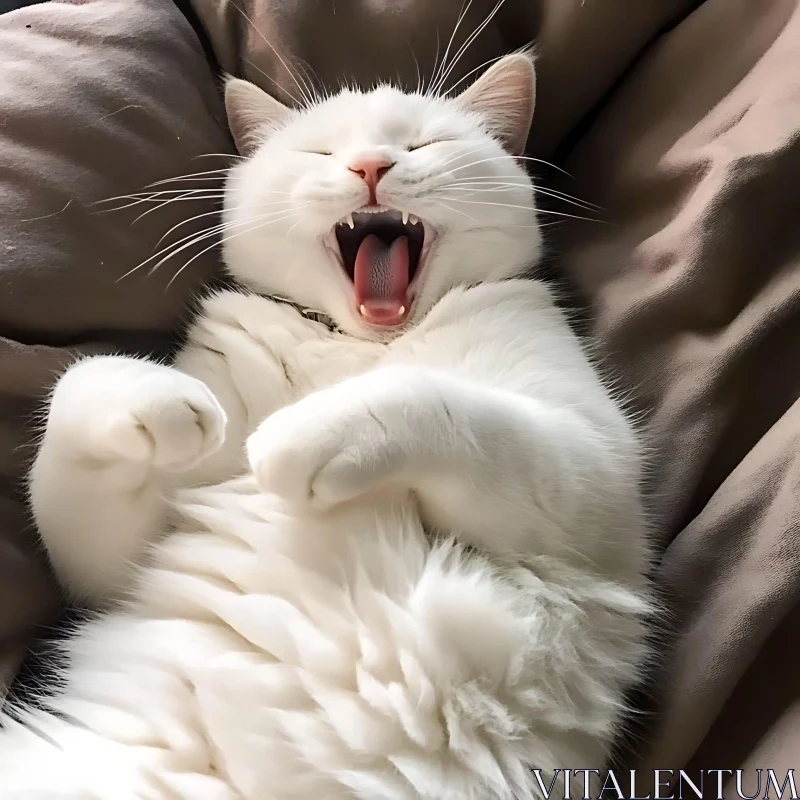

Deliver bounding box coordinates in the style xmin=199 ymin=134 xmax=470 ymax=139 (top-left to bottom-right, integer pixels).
xmin=224 ymin=77 xmax=296 ymax=157
xmin=455 ymin=53 xmax=536 ymax=156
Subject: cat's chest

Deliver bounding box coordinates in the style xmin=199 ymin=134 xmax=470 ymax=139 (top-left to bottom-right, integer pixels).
xmin=279 ymin=336 xmax=384 ymax=396
xmin=191 ymin=291 xmax=385 ymax=408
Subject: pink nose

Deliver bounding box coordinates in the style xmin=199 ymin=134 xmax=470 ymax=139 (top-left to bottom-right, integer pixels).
xmin=348 ymin=155 xmax=395 ymax=199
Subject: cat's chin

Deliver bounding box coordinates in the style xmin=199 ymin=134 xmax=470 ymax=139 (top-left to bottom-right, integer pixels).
xmin=324 ymin=208 xmax=438 ymax=331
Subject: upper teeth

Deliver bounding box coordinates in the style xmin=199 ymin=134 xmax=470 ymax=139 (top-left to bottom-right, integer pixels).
xmin=401 ymin=212 xmax=421 ymax=226
xmin=338 ymin=209 xmax=421 ymax=228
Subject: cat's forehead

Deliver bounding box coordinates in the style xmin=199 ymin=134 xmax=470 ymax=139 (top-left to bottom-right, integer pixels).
xmin=295 ymin=87 xmax=471 ymax=146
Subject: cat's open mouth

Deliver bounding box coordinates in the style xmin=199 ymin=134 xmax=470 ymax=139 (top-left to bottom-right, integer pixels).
xmin=332 ymin=208 xmax=430 ymax=327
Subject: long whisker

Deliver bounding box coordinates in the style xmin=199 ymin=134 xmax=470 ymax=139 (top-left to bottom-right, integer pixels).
xmin=155 ymin=209 xmax=226 ymax=249
xmin=230 ymin=2 xmax=313 ymax=107
xmin=429 ymin=0 xmax=473 ymax=97
xmin=154 ymin=198 xmax=298 ymax=246
xmin=439 ymin=177 xmax=533 ymax=187
xmin=452 ymin=154 xmax=574 ymax=178
xmin=152 ymin=204 xmax=312 ymax=269
xmin=109 ymin=185 xmax=290 ymax=199
xmin=193 ymin=153 xmax=247 ymax=161
xmin=433 ymin=0 xmax=507 ymax=96
xmin=293 ymin=54 xmax=323 ymax=106
xmin=534 ymin=185 xmax=603 ymax=210
xmin=103 ymin=196 xmax=224 ymax=214
xmin=118 ymin=204 xmax=314 ymax=282
xmin=285 ymin=216 xmax=306 ymax=235
xmin=426 ymin=198 xmax=479 ymax=223
xmin=526 ymin=187 xmax=603 ymax=214
xmin=428 ymin=198 xmax=565 ymax=231
xmin=104 ymin=168 xmax=301 ymax=214
xmin=144 ymin=168 xmax=233 ymax=188
xmin=97 ymin=194 xmax=224 ymax=214
xmin=243 ymin=57 xmax=303 ymax=109
xmin=440 ymin=53 xmax=504 ymax=97
xmin=436 ymin=195 xmax=604 ymax=223
xmin=428 ymin=29 xmax=441 ymax=99
xmin=167 ymin=208 xmax=308 ymax=289
xmin=437 ymin=143 xmax=493 ymax=170
xmin=117 ymin=219 xmax=238 ymax=281
xmin=152 ymin=212 xmax=298 ymax=282
xmin=439 ymin=181 xmax=529 ymax=189
xmin=96 ymin=183 xmax=292 ymax=215
xmin=117 ymin=226 xmax=226 ymax=282
xmin=406 ymin=40 xmax=423 ymax=95
xmin=448 ymin=186 xmax=600 ymax=215
xmin=437 ymin=180 xmax=602 ymax=212
xmin=145 ymin=177 xmax=228 ymax=185
xmin=133 ymin=188 xmax=223 ymax=225
xmin=101 ymin=195 xmax=226 ymax=212
xmin=437 ymin=173 xmax=590 ymax=197
xmin=93 ymin=188 xmax=225 ymax=209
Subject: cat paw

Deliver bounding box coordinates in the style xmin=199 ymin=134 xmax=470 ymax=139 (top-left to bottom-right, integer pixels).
xmin=247 ymin=384 xmax=406 ymax=509
xmin=48 ymin=357 xmax=227 ymax=471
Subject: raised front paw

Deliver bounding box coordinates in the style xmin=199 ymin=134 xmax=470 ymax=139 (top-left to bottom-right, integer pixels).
xmin=246 ymin=380 xmax=408 ymax=509
xmin=48 ymin=356 xmax=227 ymax=472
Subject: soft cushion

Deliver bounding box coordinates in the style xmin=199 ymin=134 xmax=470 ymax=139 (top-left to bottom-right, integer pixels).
xmin=190 ymin=0 xmax=693 ymax=155
xmin=0 ymin=0 xmax=232 ymax=683
xmin=3 ymin=0 xmax=799 ymax=782
xmin=556 ymin=0 xmax=800 ymax=783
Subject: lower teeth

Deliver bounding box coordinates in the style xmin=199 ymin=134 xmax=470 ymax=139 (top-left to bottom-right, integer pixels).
xmin=358 ymin=305 xmax=406 ymax=318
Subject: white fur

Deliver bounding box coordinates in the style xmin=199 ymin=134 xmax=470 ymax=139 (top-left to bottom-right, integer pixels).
xmin=222 ymin=57 xmax=541 ymax=340
xmin=4 ymin=56 xmax=651 ymax=799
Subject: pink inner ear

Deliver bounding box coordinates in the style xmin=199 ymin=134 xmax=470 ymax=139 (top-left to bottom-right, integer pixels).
xmin=456 ymin=56 xmax=535 ymax=155
xmin=354 ymin=235 xmax=409 ymax=323
xmin=225 ymin=78 xmax=296 ymax=157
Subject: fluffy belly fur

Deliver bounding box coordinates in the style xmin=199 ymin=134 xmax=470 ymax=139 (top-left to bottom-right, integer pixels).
xmin=0 ymin=475 xmax=647 ymax=799
xmin=5 ymin=49 xmax=652 ymax=798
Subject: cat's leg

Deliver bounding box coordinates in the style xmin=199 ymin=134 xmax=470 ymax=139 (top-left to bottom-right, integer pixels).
xmin=247 ymin=366 xmax=639 ymax=564
xmin=29 ymin=356 xmax=226 ymax=602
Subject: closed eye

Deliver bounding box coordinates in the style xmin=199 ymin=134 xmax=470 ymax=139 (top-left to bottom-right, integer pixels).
xmin=300 ymin=150 xmax=332 ymax=156
xmin=407 ymin=141 xmax=440 ymax=152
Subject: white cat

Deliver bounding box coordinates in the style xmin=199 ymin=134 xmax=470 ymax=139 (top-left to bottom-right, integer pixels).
xmin=1 ymin=55 xmax=651 ymax=799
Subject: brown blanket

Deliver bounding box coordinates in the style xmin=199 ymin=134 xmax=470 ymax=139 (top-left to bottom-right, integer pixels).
xmin=1 ymin=0 xmax=797 ymax=787
xmin=0 ymin=0 xmax=232 ymax=687
xmin=556 ymin=1 xmax=800 ymax=780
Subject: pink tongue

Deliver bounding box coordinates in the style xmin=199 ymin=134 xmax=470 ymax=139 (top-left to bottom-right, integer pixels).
xmin=353 ymin=234 xmax=410 ymax=324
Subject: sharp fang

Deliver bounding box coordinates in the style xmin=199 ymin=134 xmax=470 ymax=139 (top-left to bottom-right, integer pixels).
xmin=359 ymin=304 xmax=368 ymax=316
xmin=409 ymin=214 xmax=419 ymax=225
xmin=402 ymin=211 xmax=409 ymax=225
xmin=398 ymin=306 xmax=406 ymax=315
xmin=346 ymin=214 xmax=355 ymax=229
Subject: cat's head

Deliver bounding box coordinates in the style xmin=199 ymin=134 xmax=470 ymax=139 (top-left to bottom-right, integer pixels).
xmin=223 ymin=53 xmax=540 ymax=339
